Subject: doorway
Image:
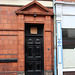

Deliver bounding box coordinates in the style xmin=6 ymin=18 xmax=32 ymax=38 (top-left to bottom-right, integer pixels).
xmin=25 ymin=23 xmax=44 ymax=75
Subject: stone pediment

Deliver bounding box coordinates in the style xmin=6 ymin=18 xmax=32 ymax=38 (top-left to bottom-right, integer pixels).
xmin=16 ymin=0 xmax=53 ymax=16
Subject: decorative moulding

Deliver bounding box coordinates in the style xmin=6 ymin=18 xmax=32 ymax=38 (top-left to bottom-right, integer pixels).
xmin=16 ymin=0 xmax=53 ymax=16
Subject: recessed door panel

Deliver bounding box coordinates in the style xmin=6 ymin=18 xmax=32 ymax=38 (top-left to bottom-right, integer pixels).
xmin=26 ymin=61 xmax=34 ymax=71
xmin=35 ymin=45 xmax=41 ymax=58
xmin=27 ymin=46 xmax=33 ymax=58
xmin=35 ymin=61 xmax=41 ymax=71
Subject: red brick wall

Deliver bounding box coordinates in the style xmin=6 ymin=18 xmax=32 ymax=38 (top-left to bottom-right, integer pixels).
xmin=63 ymin=0 xmax=75 ymax=2
xmin=56 ymin=0 xmax=63 ymax=1
xmin=44 ymin=16 xmax=53 ymax=70
xmin=0 ymin=6 xmax=54 ymax=75
xmin=0 ymin=6 xmax=20 ymax=75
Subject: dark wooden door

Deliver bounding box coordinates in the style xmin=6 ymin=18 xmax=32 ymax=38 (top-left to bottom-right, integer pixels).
xmin=25 ymin=24 xmax=44 ymax=75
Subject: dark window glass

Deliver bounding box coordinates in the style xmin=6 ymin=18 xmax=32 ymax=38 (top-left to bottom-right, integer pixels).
xmin=62 ymin=29 xmax=75 ymax=49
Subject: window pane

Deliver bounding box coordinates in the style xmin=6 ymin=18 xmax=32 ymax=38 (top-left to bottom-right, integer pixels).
xmin=63 ymin=29 xmax=75 ymax=69
xmin=62 ymin=29 xmax=75 ymax=49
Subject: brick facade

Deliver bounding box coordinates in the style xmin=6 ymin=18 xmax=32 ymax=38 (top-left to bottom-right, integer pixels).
xmin=0 ymin=1 xmax=54 ymax=75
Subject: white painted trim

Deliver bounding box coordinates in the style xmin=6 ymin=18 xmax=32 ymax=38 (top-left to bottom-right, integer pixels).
xmin=63 ymin=69 xmax=75 ymax=72
xmin=0 ymin=0 xmax=53 ymax=7
xmin=58 ymin=64 xmax=63 ymax=75
xmin=55 ymin=1 xmax=75 ymax=5
xmin=57 ymin=21 xmax=63 ymax=75
xmin=58 ymin=23 xmax=61 ymax=39
xmin=59 ymin=46 xmax=62 ymax=62
xmin=63 ymin=14 xmax=75 ymax=16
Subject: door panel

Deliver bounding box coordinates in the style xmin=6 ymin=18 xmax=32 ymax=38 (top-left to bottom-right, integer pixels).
xmin=25 ymin=24 xmax=44 ymax=75
xmin=27 ymin=61 xmax=34 ymax=71
xmin=35 ymin=61 xmax=41 ymax=71
xmin=35 ymin=45 xmax=41 ymax=57
xmin=27 ymin=46 xmax=33 ymax=58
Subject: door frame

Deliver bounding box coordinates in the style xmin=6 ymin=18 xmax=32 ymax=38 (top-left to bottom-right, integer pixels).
xmin=17 ymin=14 xmax=53 ymax=74
xmin=25 ymin=23 xmax=44 ymax=75
xmin=16 ymin=1 xmax=53 ymax=74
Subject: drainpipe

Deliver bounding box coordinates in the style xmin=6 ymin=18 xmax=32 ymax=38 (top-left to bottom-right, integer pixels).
xmin=53 ymin=0 xmax=57 ymax=75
